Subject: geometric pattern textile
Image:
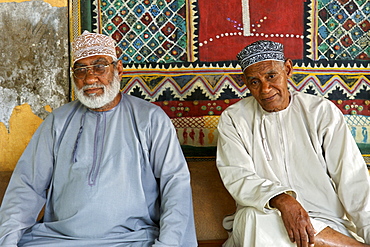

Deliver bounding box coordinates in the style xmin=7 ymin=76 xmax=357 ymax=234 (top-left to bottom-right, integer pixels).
xmin=151 ymin=98 xmax=370 ymax=119
xmin=345 ymin=115 xmax=370 ymax=126
xmin=310 ymin=0 xmax=370 ymax=60
xmin=345 ymin=117 xmax=369 ymax=143
xmin=100 ymin=0 xmax=196 ymax=63
xmin=171 ymin=116 xmax=219 ymax=146
xmin=171 ymin=115 xmax=370 ymax=148
xmin=155 ymin=99 xmax=241 ymax=118
xmin=121 ymin=65 xmax=370 ymax=102
xmin=290 ymin=66 xmax=370 ymax=98
xmin=71 ymin=0 xmax=370 ymax=156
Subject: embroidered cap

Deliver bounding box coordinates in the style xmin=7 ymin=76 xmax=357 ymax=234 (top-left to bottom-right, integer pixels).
xmin=237 ymin=40 xmax=285 ymax=71
xmin=72 ymin=30 xmax=117 ymax=64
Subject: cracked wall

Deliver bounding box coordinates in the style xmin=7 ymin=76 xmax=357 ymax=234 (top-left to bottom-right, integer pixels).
xmin=0 ymin=0 xmax=69 ymax=171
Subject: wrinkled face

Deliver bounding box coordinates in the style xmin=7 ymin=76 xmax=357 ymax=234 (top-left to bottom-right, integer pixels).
xmin=243 ymin=59 xmax=293 ymax=112
xmin=73 ymin=55 xmax=123 ymax=111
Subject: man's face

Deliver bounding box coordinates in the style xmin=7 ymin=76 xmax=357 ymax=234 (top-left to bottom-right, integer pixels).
xmin=73 ymin=55 xmax=123 ymax=111
xmin=243 ymin=59 xmax=293 ymax=112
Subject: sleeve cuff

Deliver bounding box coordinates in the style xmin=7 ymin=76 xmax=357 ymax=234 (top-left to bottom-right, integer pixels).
xmin=265 ymin=190 xmax=296 ymax=210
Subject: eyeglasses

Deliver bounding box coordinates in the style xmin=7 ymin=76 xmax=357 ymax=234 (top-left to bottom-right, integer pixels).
xmin=72 ymin=61 xmax=115 ymax=79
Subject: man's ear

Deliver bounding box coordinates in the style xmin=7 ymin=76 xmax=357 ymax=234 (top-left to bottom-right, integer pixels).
xmin=241 ymin=72 xmax=249 ymax=89
xmin=284 ymin=59 xmax=293 ymax=77
xmin=116 ymin=60 xmax=124 ymax=76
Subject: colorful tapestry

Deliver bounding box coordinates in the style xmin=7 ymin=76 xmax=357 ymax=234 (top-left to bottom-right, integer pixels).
xmin=309 ymin=0 xmax=370 ymax=60
xmin=98 ymin=0 xmax=197 ymax=63
xmin=72 ymin=0 xmax=370 ymax=161
xmin=197 ymin=0 xmax=304 ymax=61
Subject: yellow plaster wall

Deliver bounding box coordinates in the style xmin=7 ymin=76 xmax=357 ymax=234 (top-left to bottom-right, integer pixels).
xmin=0 ymin=0 xmax=66 ymax=7
xmin=0 ymin=104 xmax=51 ymax=171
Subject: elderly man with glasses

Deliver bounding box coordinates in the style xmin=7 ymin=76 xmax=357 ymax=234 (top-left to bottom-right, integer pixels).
xmin=0 ymin=31 xmax=197 ymax=247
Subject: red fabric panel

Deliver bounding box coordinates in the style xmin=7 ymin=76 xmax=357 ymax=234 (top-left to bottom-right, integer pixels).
xmin=198 ymin=0 xmax=305 ymax=62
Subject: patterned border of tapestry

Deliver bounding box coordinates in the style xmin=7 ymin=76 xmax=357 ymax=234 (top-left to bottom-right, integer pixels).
xmin=70 ymin=0 xmax=370 ymax=163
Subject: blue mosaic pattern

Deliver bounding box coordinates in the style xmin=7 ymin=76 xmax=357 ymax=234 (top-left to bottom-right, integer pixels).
xmin=317 ymin=0 xmax=370 ymax=60
xmin=100 ymin=0 xmax=188 ymax=63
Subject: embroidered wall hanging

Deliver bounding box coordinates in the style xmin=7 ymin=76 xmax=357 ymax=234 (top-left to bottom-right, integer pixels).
xmin=70 ymin=0 xmax=370 ymax=162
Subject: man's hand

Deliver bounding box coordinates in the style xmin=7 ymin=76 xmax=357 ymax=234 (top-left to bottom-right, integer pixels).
xmin=270 ymin=193 xmax=316 ymax=247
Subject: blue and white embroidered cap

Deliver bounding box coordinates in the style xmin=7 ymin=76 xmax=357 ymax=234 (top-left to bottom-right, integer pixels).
xmin=72 ymin=31 xmax=117 ymax=64
xmin=237 ymin=40 xmax=285 ymax=71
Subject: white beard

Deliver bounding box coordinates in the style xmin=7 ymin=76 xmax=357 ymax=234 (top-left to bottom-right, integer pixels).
xmin=74 ymin=71 xmax=121 ymax=109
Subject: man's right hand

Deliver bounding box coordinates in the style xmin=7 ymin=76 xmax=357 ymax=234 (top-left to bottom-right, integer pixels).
xmin=269 ymin=193 xmax=316 ymax=247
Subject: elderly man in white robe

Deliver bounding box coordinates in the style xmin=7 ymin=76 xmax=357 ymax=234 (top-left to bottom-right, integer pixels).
xmin=216 ymin=40 xmax=370 ymax=247
xmin=0 ymin=31 xmax=197 ymax=247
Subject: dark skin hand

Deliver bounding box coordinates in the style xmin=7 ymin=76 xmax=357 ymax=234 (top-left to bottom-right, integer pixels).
xmin=270 ymin=193 xmax=316 ymax=247
xmin=270 ymin=193 xmax=370 ymax=247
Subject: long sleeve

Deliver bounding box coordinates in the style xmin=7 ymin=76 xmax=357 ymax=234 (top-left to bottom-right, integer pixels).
xmin=0 ymin=115 xmax=55 ymax=246
xmin=320 ymin=103 xmax=370 ymax=243
xmin=216 ymin=101 xmax=295 ymax=213
xmin=149 ymin=108 xmax=197 ymax=247
xmin=0 ymin=96 xmax=197 ymax=246
xmin=217 ymin=92 xmax=370 ymax=243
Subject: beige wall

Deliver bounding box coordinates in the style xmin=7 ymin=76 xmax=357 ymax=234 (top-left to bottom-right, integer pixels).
xmin=0 ymin=0 xmax=68 ymax=171
xmin=0 ymin=0 xmax=66 ymax=7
